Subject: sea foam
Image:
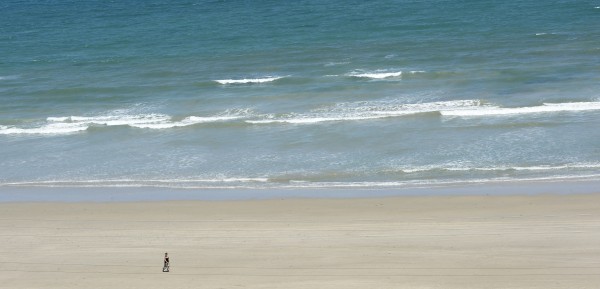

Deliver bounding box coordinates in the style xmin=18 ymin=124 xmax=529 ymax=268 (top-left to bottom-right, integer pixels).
xmin=0 ymin=110 xmax=248 ymax=135
xmin=0 ymin=122 xmax=89 ymax=135
xmin=398 ymin=163 xmax=600 ymax=173
xmin=348 ymin=70 xmax=403 ymax=79
xmin=246 ymin=100 xmax=481 ymax=124
xmin=246 ymin=100 xmax=600 ymax=125
xmin=214 ymin=76 xmax=283 ymax=84
xmin=3 ymin=101 xmax=599 ymax=134
xmin=1 ymin=177 xmax=270 ymax=188
xmin=441 ymin=101 xmax=600 ymax=117
xmin=130 ymin=115 xmax=243 ymax=129
xmin=324 ymin=61 xmax=350 ymax=67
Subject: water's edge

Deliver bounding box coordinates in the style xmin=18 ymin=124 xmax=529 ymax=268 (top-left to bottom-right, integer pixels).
xmin=1 ymin=179 xmax=598 ymax=202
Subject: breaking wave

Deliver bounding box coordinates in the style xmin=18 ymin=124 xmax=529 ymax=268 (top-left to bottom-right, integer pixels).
xmin=347 ymin=70 xmax=403 ymax=79
xmin=441 ymin=101 xmax=600 ymax=117
xmin=2 ymin=100 xmax=599 ymax=134
xmin=246 ymin=100 xmax=481 ymax=124
xmin=0 ymin=109 xmax=250 ymax=135
xmin=214 ymin=76 xmax=284 ymax=84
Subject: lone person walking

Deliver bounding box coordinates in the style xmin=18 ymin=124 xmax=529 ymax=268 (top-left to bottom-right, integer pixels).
xmin=163 ymin=252 xmax=170 ymax=272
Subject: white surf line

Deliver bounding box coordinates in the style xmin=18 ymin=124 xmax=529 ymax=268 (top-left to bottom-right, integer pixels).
xmin=214 ymin=76 xmax=284 ymax=84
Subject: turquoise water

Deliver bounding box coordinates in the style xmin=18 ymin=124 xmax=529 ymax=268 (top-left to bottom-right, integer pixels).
xmin=1 ymin=1 xmax=600 ymax=190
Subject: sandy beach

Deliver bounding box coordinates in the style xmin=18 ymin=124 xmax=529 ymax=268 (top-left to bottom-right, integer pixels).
xmin=1 ymin=193 xmax=600 ymax=288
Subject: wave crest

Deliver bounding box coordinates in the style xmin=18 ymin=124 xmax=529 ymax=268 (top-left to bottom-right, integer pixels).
xmin=3 ymin=100 xmax=599 ymax=134
xmin=214 ymin=76 xmax=284 ymax=84
xmin=441 ymin=101 xmax=600 ymax=117
xmin=247 ymin=100 xmax=481 ymax=125
xmin=0 ymin=109 xmax=250 ymax=135
xmin=348 ymin=70 xmax=403 ymax=79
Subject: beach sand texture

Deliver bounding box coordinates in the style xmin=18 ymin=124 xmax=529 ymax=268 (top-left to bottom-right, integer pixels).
xmin=1 ymin=193 xmax=600 ymax=288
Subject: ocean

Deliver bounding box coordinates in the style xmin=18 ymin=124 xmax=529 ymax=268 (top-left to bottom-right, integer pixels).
xmin=1 ymin=0 xmax=600 ymax=192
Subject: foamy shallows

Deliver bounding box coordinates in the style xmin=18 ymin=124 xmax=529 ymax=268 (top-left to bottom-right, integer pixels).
xmin=441 ymin=101 xmax=600 ymax=117
xmin=214 ymin=76 xmax=284 ymax=84
xmin=4 ymin=163 xmax=598 ymax=189
xmin=398 ymin=163 xmax=600 ymax=173
xmin=2 ymin=177 xmax=270 ymax=188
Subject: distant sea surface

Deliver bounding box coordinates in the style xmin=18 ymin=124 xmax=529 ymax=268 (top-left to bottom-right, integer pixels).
xmin=1 ymin=0 xmax=600 ymax=191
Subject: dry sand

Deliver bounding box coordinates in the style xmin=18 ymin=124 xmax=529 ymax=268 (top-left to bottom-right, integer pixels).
xmin=1 ymin=193 xmax=599 ymax=288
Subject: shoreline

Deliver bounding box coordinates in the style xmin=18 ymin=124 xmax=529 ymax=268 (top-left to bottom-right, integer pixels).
xmin=1 ymin=193 xmax=599 ymax=288
xmin=1 ymin=178 xmax=599 ymax=202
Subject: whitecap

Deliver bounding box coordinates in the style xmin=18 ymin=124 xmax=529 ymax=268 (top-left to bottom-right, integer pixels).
xmin=440 ymin=101 xmax=600 ymax=117
xmin=68 ymin=114 xmax=170 ymax=126
xmin=245 ymin=99 xmax=600 ymax=125
xmin=2 ymin=109 xmax=251 ymax=135
xmin=46 ymin=116 xmax=70 ymax=122
xmin=247 ymin=100 xmax=481 ymax=125
xmin=348 ymin=70 xmax=402 ymax=79
xmin=1 ymin=114 xmax=169 ymax=135
xmin=324 ymin=61 xmax=350 ymax=67
xmin=131 ymin=115 xmax=243 ymax=129
xmin=214 ymin=76 xmax=283 ymax=84
xmin=0 ymin=122 xmax=89 ymax=135
xmin=246 ymin=115 xmax=384 ymax=125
